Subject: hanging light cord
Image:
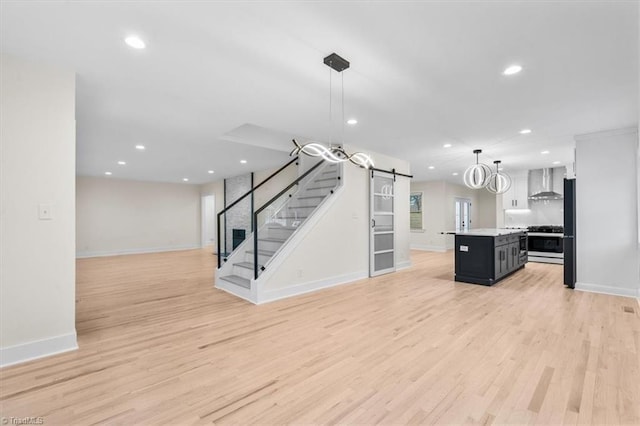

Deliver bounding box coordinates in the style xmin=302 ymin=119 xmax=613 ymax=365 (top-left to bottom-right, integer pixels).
xmin=329 ymin=65 xmax=332 ymax=145
xmin=341 ymin=71 xmax=345 ymax=146
xmin=294 ymin=54 xmax=374 ymax=169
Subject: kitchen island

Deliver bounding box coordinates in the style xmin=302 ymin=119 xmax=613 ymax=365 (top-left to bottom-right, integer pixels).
xmin=454 ymin=228 xmax=527 ymax=285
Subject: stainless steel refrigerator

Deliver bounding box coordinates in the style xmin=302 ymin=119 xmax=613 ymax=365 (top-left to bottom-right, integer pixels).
xmin=563 ymin=178 xmax=576 ymax=288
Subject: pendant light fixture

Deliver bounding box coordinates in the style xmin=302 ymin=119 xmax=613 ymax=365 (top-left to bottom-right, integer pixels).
xmin=290 ymin=139 xmax=374 ymax=168
xmin=290 ymin=53 xmax=374 ymax=169
xmin=463 ymin=149 xmax=492 ymax=189
xmin=486 ymin=160 xmax=512 ymax=194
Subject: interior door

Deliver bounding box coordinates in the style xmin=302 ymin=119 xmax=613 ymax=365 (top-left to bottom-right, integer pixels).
xmin=370 ymin=171 xmax=395 ymax=276
xmin=455 ymin=198 xmax=472 ymax=231
xmin=201 ymin=195 xmax=216 ymax=250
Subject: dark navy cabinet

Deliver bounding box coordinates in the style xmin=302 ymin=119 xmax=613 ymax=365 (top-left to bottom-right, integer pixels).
xmin=455 ymin=231 xmax=527 ymax=285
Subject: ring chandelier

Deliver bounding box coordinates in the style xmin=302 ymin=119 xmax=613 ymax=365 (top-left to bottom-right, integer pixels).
xmin=463 ymin=149 xmax=512 ymax=195
xmin=486 ymin=160 xmax=512 ymax=195
xmin=463 ymin=149 xmax=492 ymax=189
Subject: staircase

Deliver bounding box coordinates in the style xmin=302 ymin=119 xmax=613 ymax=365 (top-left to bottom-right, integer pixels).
xmin=216 ymin=161 xmax=342 ymax=298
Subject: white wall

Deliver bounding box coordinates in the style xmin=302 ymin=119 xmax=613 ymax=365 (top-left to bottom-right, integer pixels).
xmin=444 ymin=182 xmax=496 ymax=249
xmin=503 ymin=167 xmax=566 ymax=227
xmin=200 ymin=161 xmax=298 ymax=254
xmin=409 ymin=181 xmax=447 ymax=251
xmin=200 ymin=161 xmax=298 ymax=211
xmin=0 ymin=54 xmax=77 ymax=366
xmin=76 ymin=177 xmax=201 ymax=257
xmin=257 ymin=147 xmax=411 ymax=302
xmin=200 ymin=180 xmax=225 ymax=209
xmin=504 ymin=200 xmax=564 ymax=228
xmin=254 ymin=160 xmax=298 ymax=208
xmin=575 ymin=127 xmax=639 ymax=298
xmin=410 ymin=180 xmax=496 ymax=251
xmin=476 ymin=188 xmax=498 ymax=229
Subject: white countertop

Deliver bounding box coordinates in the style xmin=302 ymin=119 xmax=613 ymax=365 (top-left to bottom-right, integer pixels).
xmin=454 ymin=228 xmax=527 ymax=237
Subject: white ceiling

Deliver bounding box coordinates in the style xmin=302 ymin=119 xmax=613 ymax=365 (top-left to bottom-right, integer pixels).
xmin=1 ymin=1 xmax=637 ymax=183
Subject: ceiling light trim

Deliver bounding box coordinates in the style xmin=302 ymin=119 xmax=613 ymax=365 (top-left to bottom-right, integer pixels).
xmin=125 ymin=35 xmax=146 ymax=49
xmin=503 ymin=64 xmax=523 ymax=75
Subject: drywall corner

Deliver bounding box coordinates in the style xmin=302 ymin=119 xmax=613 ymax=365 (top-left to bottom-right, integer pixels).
xmin=1 ymin=54 xmax=77 ymax=366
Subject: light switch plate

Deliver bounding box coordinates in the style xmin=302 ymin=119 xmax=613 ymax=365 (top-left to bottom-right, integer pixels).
xmin=39 ymin=204 xmax=53 ymax=220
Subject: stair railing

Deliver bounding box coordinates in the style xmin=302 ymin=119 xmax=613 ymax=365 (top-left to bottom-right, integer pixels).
xmin=216 ymin=156 xmax=299 ymax=267
xmin=252 ymin=160 xmax=326 ymax=279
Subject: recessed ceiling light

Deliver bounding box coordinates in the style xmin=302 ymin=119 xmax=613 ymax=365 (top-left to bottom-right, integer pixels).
xmin=519 ymin=129 xmax=532 ymax=134
xmin=135 ymin=145 xmax=145 ymax=150
xmin=240 ymin=160 xmax=247 ymax=164
xmin=428 ymin=166 xmax=435 ymax=170
xmin=443 ymin=143 xmax=452 ymax=148
xmin=117 ymin=161 xmax=126 ymax=165
xmin=452 ymin=172 xmax=459 ymax=176
xmin=208 ymin=170 xmax=215 ymax=174
xmin=125 ymin=36 xmax=146 ymax=49
xmin=347 ymin=119 xmax=358 ymax=125
xmin=105 ymin=171 xmax=112 ymax=176
xmin=541 ymin=150 xmax=550 ymax=155
xmin=503 ymin=65 xmax=523 ymax=75
xmin=183 ymin=178 xmax=189 ymax=182
xmin=552 ymin=161 xmax=561 ymax=165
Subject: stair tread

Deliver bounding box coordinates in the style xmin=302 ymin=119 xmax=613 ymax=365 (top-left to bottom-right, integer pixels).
xmin=307 ymin=185 xmax=334 ymax=190
xmin=246 ymin=249 xmax=277 ymax=256
xmin=314 ymin=177 xmax=338 ymax=182
xmin=266 ymin=225 xmax=298 ymax=231
xmin=234 ymin=261 xmax=263 ymax=270
xmin=258 ymin=237 xmax=287 ymax=242
xmin=219 ymin=275 xmax=251 ymax=289
xmin=288 ymin=205 xmax=319 ymax=209
xmin=278 ymin=216 xmax=308 ymax=219
xmin=297 ymin=195 xmax=325 ymax=199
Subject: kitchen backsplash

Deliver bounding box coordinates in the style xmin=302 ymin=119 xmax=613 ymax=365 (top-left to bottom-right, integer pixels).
xmin=504 ymin=199 xmax=563 ymax=227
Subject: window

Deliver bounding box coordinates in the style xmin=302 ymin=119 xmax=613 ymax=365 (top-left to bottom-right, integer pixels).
xmin=410 ymin=192 xmax=423 ymax=230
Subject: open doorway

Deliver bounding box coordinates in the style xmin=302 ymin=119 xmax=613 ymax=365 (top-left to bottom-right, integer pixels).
xmin=201 ymin=195 xmax=216 ymax=252
xmin=455 ymin=198 xmax=472 ymax=232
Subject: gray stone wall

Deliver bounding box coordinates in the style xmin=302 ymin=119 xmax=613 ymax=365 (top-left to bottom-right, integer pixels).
xmin=224 ymin=173 xmax=252 ymax=253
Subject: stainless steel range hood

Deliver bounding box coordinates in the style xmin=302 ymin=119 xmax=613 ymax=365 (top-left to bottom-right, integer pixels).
xmin=528 ymin=168 xmax=563 ymax=200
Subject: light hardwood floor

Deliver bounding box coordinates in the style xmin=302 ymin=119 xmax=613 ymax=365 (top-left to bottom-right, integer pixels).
xmin=1 ymin=249 xmax=639 ymax=425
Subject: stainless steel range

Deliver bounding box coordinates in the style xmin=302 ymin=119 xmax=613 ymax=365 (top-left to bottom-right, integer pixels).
xmin=527 ymin=225 xmax=564 ymax=264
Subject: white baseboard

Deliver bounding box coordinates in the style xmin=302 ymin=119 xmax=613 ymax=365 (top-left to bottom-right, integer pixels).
xmin=258 ymin=270 xmax=368 ymax=304
xmin=76 ymin=245 xmax=201 ymax=258
xmin=1 ymin=332 xmax=78 ymax=368
xmin=410 ymin=244 xmax=446 ymax=252
xmin=575 ymin=282 xmax=640 ymax=299
xmin=397 ymin=260 xmax=412 ymax=270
